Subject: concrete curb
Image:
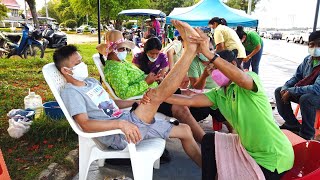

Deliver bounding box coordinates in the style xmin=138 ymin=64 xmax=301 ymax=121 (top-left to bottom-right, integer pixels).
xmin=38 ymin=149 xmax=79 ymax=180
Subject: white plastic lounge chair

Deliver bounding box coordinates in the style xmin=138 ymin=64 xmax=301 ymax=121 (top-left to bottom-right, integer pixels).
xmin=42 ymin=63 xmax=165 ymax=180
xmin=92 ymin=53 xmax=142 ymax=100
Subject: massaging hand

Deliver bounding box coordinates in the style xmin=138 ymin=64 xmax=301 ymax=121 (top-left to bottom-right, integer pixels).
xmin=203 ymin=64 xmax=214 ymax=77
xmin=242 ymin=56 xmax=251 ymax=62
xmin=145 ymin=72 xmax=158 ymax=85
xmin=140 ymin=88 xmax=153 ymax=105
xmin=119 ymin=120 xmax=142 ymax=144
xmin=281 ymin=90 xmax=291 ymax=104
xmin=189 ymin=28 xmax=211 ymax=58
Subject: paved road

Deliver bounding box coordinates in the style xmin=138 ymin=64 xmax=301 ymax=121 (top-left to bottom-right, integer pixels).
xmin=66 ymin=33 xmax=101 ymax=44
xmin=73 ymin=38 xmax=308 ymax=180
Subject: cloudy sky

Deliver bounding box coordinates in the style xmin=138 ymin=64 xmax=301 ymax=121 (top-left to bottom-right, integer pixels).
xmin=253 ymin=0 xmax=319 ymax=29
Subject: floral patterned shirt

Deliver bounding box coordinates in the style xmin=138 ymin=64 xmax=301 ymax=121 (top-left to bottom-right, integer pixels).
xmin=103 ymin=60 xmax=158 ymax=99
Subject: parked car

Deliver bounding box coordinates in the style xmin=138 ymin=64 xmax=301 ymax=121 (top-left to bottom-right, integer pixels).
xmin=76 ymin=25 xmax=96 ymax=33
xmin=295 ymin=30 xmax=312 ymax=44
xmin=284 ymin=31 xmax=300 ymax=43
xmin=269 ymin=31 xmax=282 ymax=40
xmin=259 ymin=31 xmax=267 ymax=37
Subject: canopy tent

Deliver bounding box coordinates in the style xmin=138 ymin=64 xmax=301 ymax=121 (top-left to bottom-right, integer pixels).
xmin=166 ymin=0 xmax=258 ymax=27
xmin=118 ymin=9 xmax=166 ymax=18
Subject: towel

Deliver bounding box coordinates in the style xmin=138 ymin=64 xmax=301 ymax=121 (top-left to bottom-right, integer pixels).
xmin=215 ymin=132 xmax=265 ymax=180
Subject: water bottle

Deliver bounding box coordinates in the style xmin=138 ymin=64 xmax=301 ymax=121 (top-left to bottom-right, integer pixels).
xmin=24 ymin=91 xmax=43 ymax=119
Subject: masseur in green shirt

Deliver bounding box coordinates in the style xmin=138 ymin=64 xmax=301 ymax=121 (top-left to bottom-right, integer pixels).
xmin=236 ymin=26 xmax=264 ymax=74
xmin=143 ymin=28 xmax=293 ymax=180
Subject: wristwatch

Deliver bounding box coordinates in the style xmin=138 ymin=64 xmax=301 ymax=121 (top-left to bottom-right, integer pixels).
xmin=210 ymin=53 xmax=220 ymax=63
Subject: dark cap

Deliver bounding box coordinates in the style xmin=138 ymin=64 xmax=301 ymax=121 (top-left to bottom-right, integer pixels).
xmin=217 ymin=50 xmax=236 ymax=63
xmin=309 ymin=30 xmax=320 ymax=42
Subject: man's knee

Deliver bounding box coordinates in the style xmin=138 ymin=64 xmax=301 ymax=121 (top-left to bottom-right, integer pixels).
xmin=179 ymin=124 xmax=193 ymax=137
xmin=299 ymin=93 xmax=314 ymax=106
xmin=274 ymin=87 xmax=282 ymax=96
xmin=171 ymin=105 xmax=190 ymax=118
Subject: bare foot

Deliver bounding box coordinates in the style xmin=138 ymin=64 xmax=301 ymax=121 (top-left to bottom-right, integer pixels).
xmin=171 ymin=20 xmax=199 ymax=52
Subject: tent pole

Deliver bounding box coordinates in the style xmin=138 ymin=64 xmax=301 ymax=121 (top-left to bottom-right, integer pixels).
xmin=313 ymin=0 xmax=320 ymax=32
xmin=97 ymin=0 xmax=101 ymax=44
xmin=97 ymin=0 xmax=103 ymax=83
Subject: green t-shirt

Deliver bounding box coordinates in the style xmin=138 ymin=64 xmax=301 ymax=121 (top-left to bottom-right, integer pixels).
xmin=188 ymin=56 xmax=218 ymax=89
xmin=204 ymin=72 xmax=294 ymax=173
xmin=104 ymin=60 xmax=158 ymax=99
xmin=243 ymin=31 xmax=262 ymax=52
xmin=313 ymin=59 xmax=320 ymax=67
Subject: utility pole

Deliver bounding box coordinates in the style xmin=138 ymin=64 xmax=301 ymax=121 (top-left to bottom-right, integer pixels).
xmin=45 ymin=0 xmax=49 ymax=23
xmin=24 ymin=0 xmax=27 ymax=23
xmin=313 ymin=0 xmax=320 ymax=32
xmin=247 ymin=0 xmax=253 ymax=15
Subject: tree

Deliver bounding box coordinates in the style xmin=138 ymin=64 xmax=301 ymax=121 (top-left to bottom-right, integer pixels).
xmin=0 ymin=4 xmax=8 ymax=21
xmin=65 ymin=19 xmax=77 ymax=29
xmin=38 ymin=0 xmax=61 ymax=23
xmin=26 ymin=0 xmax=39 ymax=28
xmin=224 ymin=0 xmax=260 ymax=13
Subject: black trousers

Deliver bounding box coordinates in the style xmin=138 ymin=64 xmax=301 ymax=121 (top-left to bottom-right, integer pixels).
xmin=201 ymin=133 xmax=287 ymax=180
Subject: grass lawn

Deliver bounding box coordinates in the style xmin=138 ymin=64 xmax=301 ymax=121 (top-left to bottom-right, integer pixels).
xmin=0 ymin=43 xmax=105 ymax=179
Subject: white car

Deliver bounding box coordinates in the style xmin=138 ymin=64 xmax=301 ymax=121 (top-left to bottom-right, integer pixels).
xmin=284 ymin=31 xmax=300 ymax=43
xmin=76 ymin=25 xmax=96 ymax=33
xmin=295 ymin=30 xmax=312 ymax=44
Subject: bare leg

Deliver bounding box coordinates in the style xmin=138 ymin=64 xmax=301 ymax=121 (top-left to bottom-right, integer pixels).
xmin=134 ymin=20 xmax=200 ymax=123
xmin=169 ymin=124 xmax=202 ymax=167
xmin=171 ymin=105 xmax=205 ymax=143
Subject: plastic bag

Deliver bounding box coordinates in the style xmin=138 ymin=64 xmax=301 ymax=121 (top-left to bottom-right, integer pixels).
xmin=7 ymin=109 xmax=34 ymax=139
xmin=7 ymin=118 xmax=32 ymax=139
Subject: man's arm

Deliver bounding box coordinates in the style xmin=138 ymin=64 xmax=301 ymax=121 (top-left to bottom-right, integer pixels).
xmin=165 ymin=94 xmax=214 ymax=107
xmin=282 ymin=60 xmax=306 ymax=91
xmin=73 ymin=113 xmax=141 ymax=144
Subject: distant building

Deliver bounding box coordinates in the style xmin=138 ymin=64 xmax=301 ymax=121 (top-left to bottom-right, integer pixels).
xmin=0 ymin=0 xmax=24 ymax=27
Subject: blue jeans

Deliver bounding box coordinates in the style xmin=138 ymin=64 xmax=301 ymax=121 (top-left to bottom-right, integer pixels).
xmin=243 ymin=43 xmax=264 ymax=74
xmin=275 ymin=87 xmax=320 ymax=139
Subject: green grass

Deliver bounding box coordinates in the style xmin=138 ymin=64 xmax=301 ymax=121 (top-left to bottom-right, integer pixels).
xmin=0 ymin=43 xmax=102 ymax=180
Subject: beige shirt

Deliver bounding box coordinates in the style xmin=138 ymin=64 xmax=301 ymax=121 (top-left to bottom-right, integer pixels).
xmin=214 ymin=25 xmax=246 ymax=58
xmin=163 ymin=40 xmax=183 ymax=64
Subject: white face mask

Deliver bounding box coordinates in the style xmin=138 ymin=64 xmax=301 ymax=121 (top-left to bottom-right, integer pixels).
xmin=67 ymin=62 xmax=88 ymax=81
xmin=147 ymin=55 xmax=157 ymax=62
xmin=211 ymin=28 xmax=215 ymax=34
xmin=308 ymin=47 xmax=320 ymax=57
xmin=116 ymin=51 xmax=127 ymax=61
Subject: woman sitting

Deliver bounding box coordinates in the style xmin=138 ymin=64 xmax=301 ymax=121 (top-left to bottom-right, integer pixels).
xmin=132 ymin=37 xmax=169 ymax=83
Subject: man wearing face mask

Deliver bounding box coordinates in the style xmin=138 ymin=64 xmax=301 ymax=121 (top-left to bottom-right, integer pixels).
xmin=275 ymin=30 xmax=320 ymax=140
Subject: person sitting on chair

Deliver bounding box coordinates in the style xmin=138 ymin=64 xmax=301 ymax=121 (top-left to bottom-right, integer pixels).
xmin=53 ymin=20 xmax=202 ymax=167
xmin=275 ymin=30 xmax=320 ymax=140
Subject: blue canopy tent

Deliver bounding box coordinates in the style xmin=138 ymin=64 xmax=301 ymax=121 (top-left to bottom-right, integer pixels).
xmin=166 ymin=0 xmax=258 ymax=27
xmin=118 ymin=9 xmax=166 ymax=18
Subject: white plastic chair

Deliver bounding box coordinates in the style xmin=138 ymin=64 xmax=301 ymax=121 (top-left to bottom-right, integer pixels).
xmin=92 ymin=53 xmax=142 ymax=100
xmin=42 ymin=63 xmax=165 ymax=180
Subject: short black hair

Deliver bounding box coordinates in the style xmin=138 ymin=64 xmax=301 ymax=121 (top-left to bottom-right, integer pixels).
xmin=217 ymin=50 xmax=242 ymax=69
xmin=209 ymin=17 xmax=227 ymax=26
xmin=144 ymin=37 xmax=162 ymax=52
xmin=53 ymin=45 xmax=78 ymax=72
xmin=309 ymin=30 xmax=320 ymax=42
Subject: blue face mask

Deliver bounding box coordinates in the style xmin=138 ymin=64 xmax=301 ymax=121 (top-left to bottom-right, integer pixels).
xmin=309 ymin=47 xmax=320 ymax=57
xmin=116 ymin=51 xmax=127 ymax=61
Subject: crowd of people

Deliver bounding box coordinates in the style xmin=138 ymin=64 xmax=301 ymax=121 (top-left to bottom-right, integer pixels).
xmin=50 ymin=15 xmax=320 ymax=179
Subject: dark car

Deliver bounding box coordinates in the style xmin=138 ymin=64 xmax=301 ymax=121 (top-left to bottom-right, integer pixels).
xmin=270 ymin=31 xmax=282 ymax=40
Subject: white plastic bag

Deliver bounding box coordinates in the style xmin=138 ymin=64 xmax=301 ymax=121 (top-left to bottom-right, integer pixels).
xmin=7 ymin=118 xmax=32 ymax=139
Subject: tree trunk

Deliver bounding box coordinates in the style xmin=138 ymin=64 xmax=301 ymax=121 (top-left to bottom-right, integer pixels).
xmin=26 ymin=0 xmax=39 ymax=28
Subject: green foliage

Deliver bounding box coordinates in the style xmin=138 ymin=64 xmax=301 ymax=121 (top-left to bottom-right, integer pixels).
xmin=125 ymin=22 xmax=135 ymax=29
xmin=0 ymin=28 xmax=13 ymax=32
xmin=0 ymin=3 xmax=8 ymax=21
xmin=0 ymin=43 xmax=99 ymax=180
xmin=65 ymin=19 xmax=77 ymax=29
xmin=224 ymin=0 xmax=260 ymax=13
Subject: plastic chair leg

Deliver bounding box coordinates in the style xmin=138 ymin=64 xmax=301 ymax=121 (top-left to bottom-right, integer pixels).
xmin=78 ymin=137 xmax=93 ymax=180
